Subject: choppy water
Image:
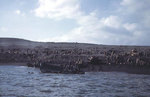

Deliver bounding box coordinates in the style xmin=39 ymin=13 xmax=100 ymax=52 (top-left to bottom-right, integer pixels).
xmin=0 ymin=65 xmax=150 ymax=97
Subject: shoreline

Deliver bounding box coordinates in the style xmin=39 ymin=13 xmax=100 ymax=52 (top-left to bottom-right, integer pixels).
xmin=0 ymin=63 xmax=150 ymax=75
xmin=0 ymin=63 xmax=27 ymax=66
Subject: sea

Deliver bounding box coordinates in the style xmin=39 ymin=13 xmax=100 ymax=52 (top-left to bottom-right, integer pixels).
xmin=0 ymin=65 xmax=150 ymax=97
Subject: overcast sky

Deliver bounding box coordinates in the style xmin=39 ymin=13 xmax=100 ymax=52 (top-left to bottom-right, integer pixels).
xmin=0 ymin=0 xmax=150 ymax=45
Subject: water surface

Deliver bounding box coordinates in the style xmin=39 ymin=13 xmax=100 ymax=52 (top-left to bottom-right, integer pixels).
xmin=0 ymin=65 xmax=150 ymax=97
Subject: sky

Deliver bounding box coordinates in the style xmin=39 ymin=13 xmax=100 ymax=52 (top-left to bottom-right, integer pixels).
xmin=0 ymin=0 xmax=150 ymax=45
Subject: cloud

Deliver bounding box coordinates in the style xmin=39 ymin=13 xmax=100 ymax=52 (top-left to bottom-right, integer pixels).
xmin=15 ymin=10 xmax=21 ymax=15
xmin=34 ymin=0 xmax=81 ymax=20
xmin=34 ymin=0 xmax=150 ymax=45
xmin=0 ymin=27 xmax=8 ymax=32
xmin=119 ymin=0 xmax=150 ymax=45
xmin=101 ymin=16 xmax=121 ymax=29
xmin=15 ymin=10 xmax=25 ymax=16
xmin=121 ymin=0 xmax=150 ymax=12
xmin=123 ymin=23 xmax=137 ymax=32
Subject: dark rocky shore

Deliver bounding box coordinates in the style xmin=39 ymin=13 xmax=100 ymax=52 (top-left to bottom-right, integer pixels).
xmin=0 ymin=38 xmax=150 ymax=74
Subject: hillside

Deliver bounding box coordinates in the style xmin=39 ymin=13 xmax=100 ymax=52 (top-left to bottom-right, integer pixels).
xmin=0 ymin=37 xmax=149 ymax=49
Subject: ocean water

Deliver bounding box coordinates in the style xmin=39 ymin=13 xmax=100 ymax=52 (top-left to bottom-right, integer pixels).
xmin=0 ymin=65 xmax=150 ymax=97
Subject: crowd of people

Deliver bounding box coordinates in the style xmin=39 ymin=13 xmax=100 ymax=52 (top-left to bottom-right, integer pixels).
xmin=104 ymin=48 xmax=150 ymax=66
xmin=0 ymin=47 xmax=150 ymax=68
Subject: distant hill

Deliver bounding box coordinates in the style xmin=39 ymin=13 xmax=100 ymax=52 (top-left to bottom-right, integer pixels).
xmin=0 ymin=38 xmax=99 ymax=49
xmin=0 ymin=38 xmax=149 ymax=50
xmin=0 ymin=38 xmax=39 ymax=48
